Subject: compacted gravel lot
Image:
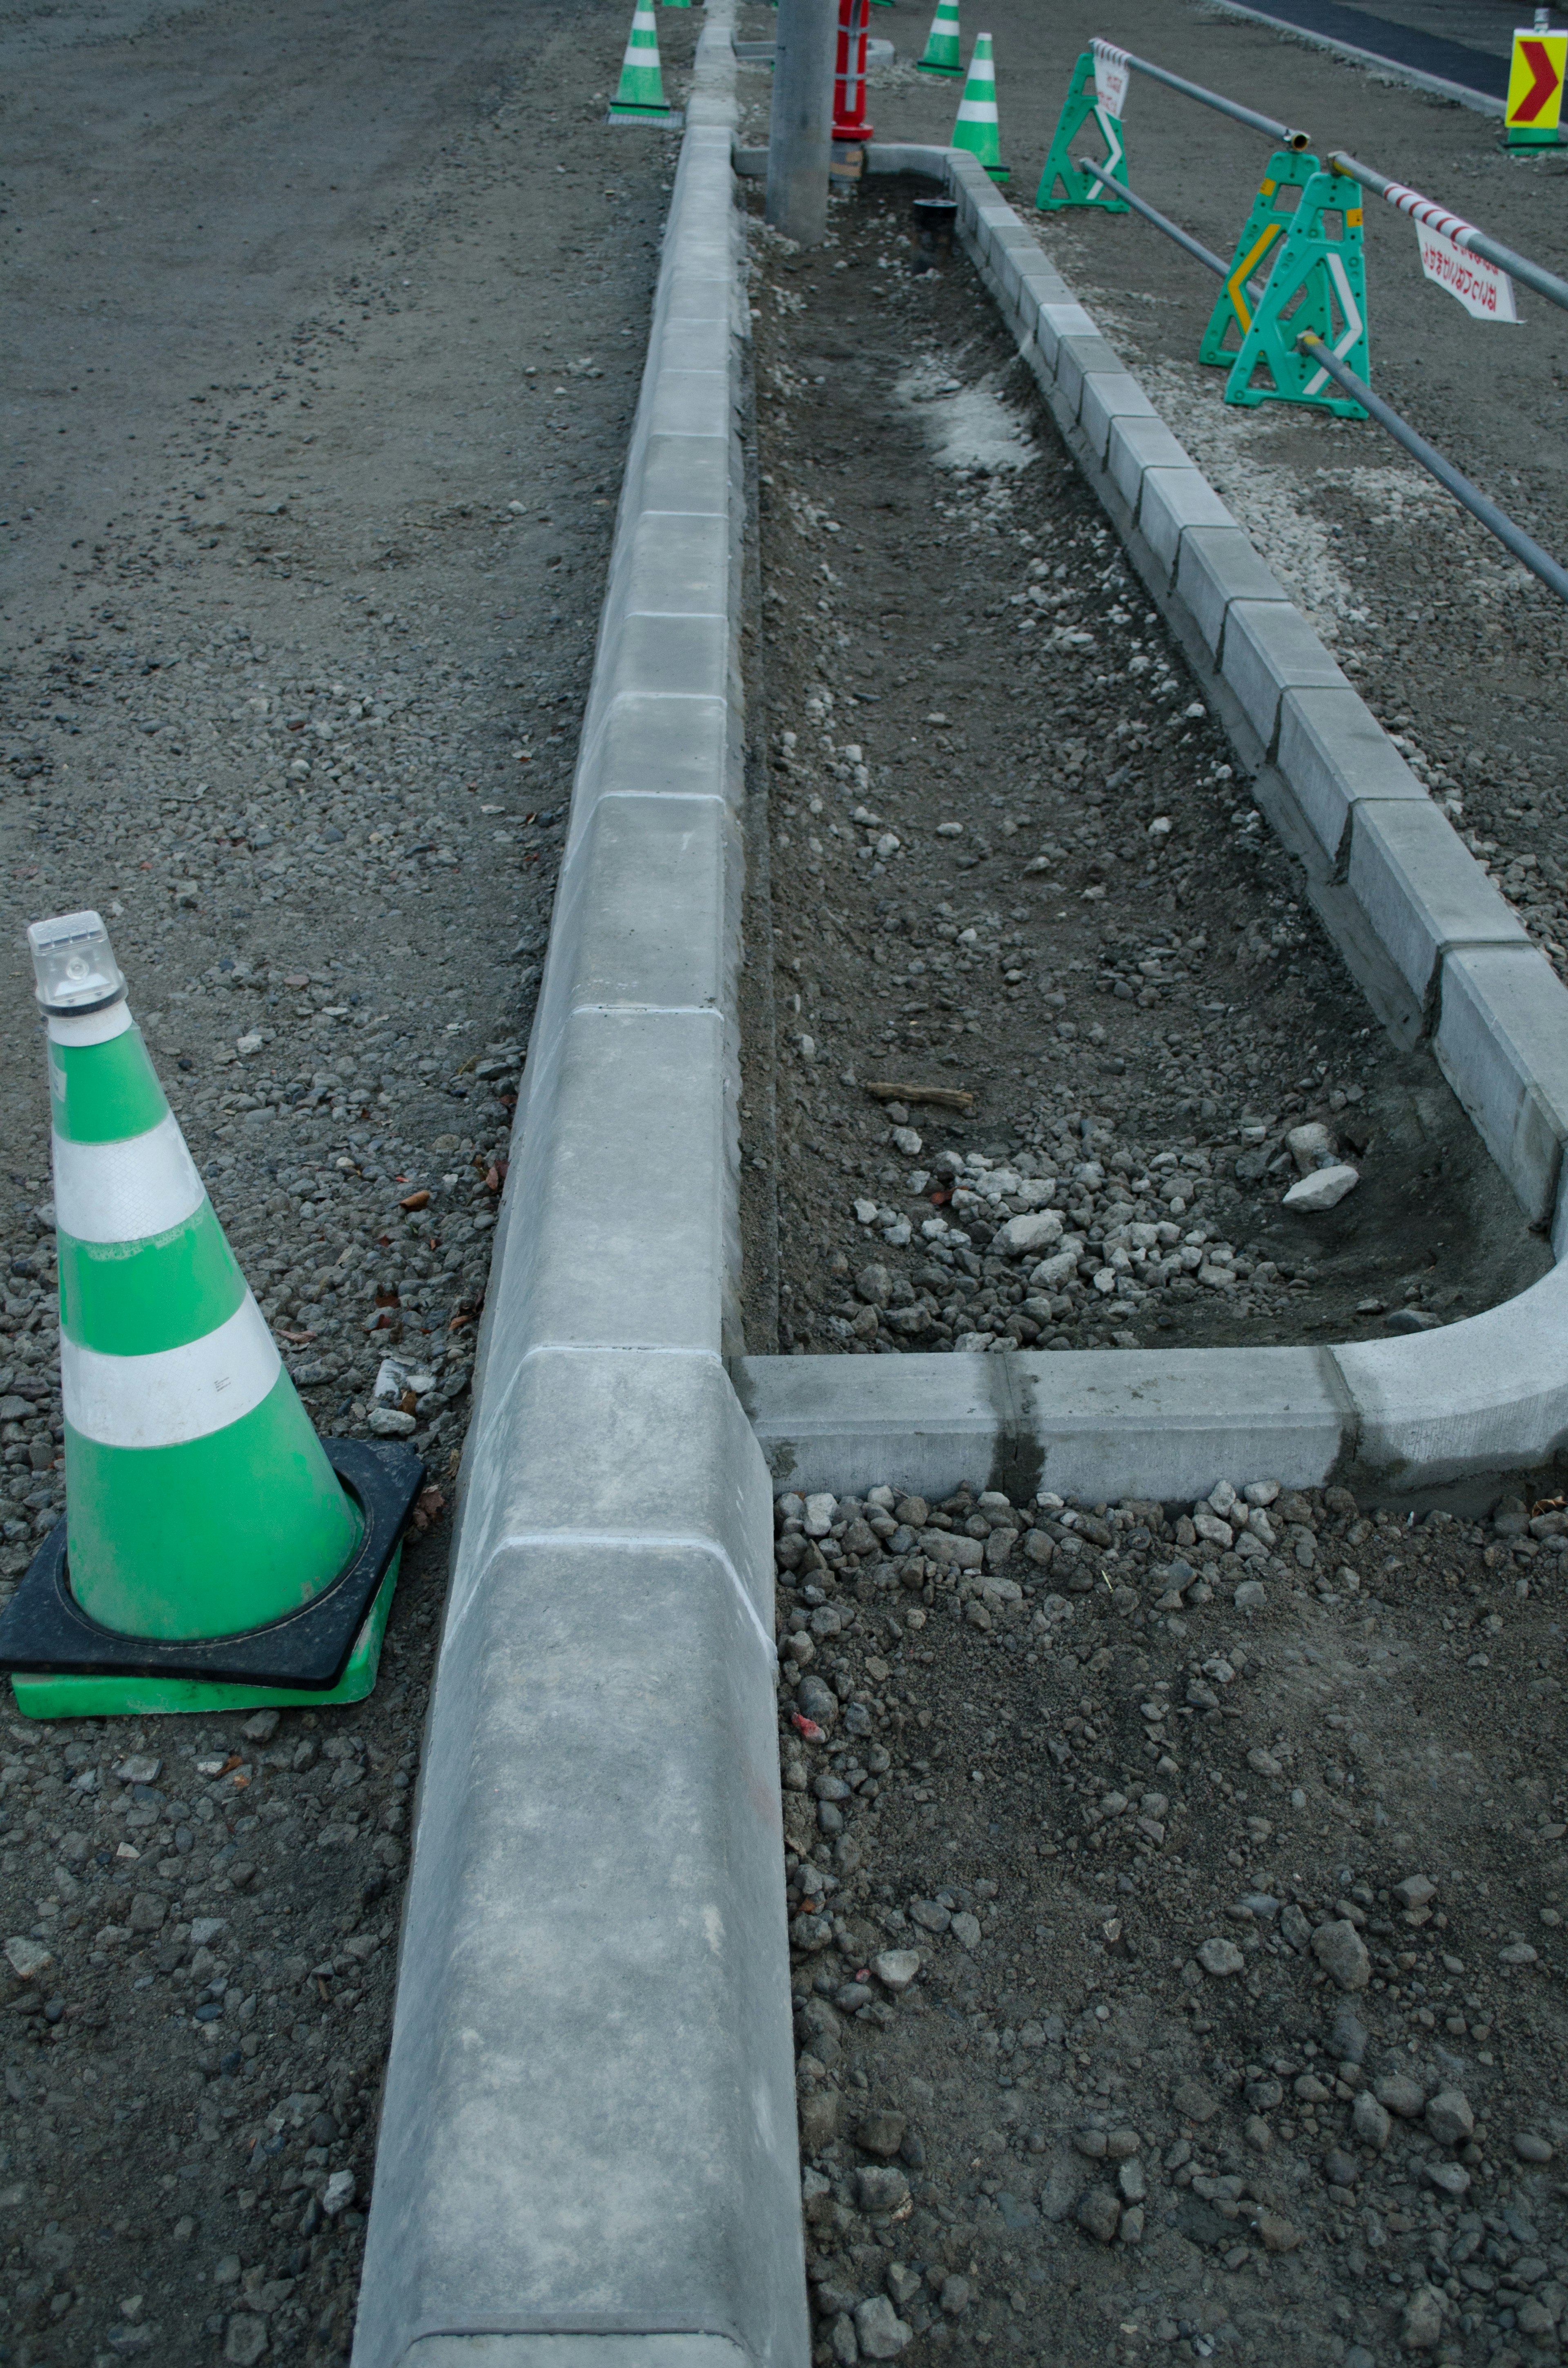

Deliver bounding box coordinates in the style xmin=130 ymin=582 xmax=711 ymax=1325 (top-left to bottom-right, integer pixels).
xmin=0 ymin=0 xmax=695 ymax=2360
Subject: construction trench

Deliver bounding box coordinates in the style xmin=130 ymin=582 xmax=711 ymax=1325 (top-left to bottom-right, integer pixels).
xmin=739 ymin=167 xmax=1568 ymax=2368
xmin=4 ymin=1 xmax=1568 ymax=2365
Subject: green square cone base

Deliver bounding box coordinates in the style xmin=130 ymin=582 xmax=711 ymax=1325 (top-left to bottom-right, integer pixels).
xmin=915 ymin=63 xmax=962 ymax=75
xmin=9 ymin=1548 xmax=402 ymax=1721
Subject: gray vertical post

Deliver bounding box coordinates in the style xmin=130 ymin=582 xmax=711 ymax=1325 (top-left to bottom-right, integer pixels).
xmin=766 ymin=0 xmax=836 ymax=245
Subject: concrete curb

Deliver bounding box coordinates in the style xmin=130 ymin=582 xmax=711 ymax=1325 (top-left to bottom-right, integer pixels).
xmin=739 ymin=143 xmax=1568 ymax=1507
xmin=352 ymin=12 xmax=808 ymax=2364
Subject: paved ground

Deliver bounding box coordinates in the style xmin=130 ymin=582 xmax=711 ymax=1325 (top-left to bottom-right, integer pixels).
xmin=0 ymin=0 xmax=697 ymax=2360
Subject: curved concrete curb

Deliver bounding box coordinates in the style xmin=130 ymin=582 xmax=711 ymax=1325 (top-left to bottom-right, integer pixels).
xmin=352 ymin=13 xmax=808 ymax=2365
xmin=740 ymin=143 xmax=1568 ymax=1505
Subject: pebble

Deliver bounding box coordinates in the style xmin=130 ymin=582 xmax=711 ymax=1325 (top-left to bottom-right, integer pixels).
xmin=1281 ymin=1162 xmax=1359 ymax=1212
xmin=871 ymin=1949 xmax=920 ymax=1990
xmin=854 ymin=2295 xmax=912 ymax=2359
xmin=1399 ymin=2286 xmax=1446 ymax=2352
xmin=1352 ymin=2092 xmax=1392 ymax=2150
xmin=855 ymin=2165 xmax=910 ymax=2214
xmin=1515 ymin=2131 xmax=1556 ymax=2162
xmin=1423 ymin=2087 xmax=1473 ymax=2146
xmin=1376 ymin=2076 xmax=1427 ymax=2119
xmin=1311 ymin=1918 xmax=1371 ymax=1991
xmin=1197 ymin=1936 xmax=1245 ymax=1977
xmin=1076 ymin=2187 xmax=1122 ymax=2244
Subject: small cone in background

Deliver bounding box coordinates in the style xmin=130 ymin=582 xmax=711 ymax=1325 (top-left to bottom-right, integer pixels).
xmin=952 ymin=31 xmax=1009 ymax=181
xmin=915 ymin=0 xmax=962 ymax=76
xmin=608 ymin=0 xmax=678 ymax=120
xmin=0 ymin=911 xmax=419 ymax=1720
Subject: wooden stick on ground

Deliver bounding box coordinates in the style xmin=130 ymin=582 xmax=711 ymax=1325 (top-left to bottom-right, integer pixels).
xmin=865 ymin=1081 xmax=977 ymax=1114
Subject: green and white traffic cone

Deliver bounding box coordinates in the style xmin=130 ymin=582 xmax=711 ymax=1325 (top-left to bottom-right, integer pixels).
xmin=0 ymin=911 xmax=420 ymax=1721
xmin=952 ymin=33 xmax=1008 ymax=181
xmin=915 ymin=0 xmax=962 ymax=77
xmin=607 ymin=0 xmax=678 ymax=121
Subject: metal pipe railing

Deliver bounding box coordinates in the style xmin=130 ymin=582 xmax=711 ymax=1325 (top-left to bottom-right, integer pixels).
xmin=1295 ymin=334 xmax=1568 ymax=604
xmin=1328 ymin=150 xmax=1568 ymax=316
xmin=1092 ymin=37 xmax=1310 ymax=149
xmin=1069 ymin=150 xmax=1568 ymax=609
xmin=1081 ymin=156 xmax=1229 ymax=274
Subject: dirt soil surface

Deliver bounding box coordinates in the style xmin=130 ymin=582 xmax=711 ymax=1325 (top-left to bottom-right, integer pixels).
xmin=773 ymin=1469 xmax=1568 ymax=2368
xmin=0 ymin=0 xmax=697 ymax=2361
xmin=739 ymin=172 xmax=1548 ymax=1363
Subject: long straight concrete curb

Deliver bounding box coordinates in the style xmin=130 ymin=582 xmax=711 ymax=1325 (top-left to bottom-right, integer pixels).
xmin=352 ymin=14 xmax=808 ymax=2365
xmin=741 ymin=143 xmax=1568 ymax=1507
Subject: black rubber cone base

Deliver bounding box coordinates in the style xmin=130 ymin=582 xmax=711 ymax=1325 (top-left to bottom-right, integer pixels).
xmin=0 ymin=1438 xmax=423 ymax=1690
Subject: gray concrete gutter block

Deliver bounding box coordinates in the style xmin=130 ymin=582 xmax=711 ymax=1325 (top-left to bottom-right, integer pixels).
xmin=1077 ymin=372 xmax=1158 ymax=468
xmin=614 ymin=611 xmax=733 ymax=707
xmin=1029 ymin=298 xmax=1097 ymax=375
xmin=1015 ymin=254 xmax=1074 ymax=313
xmin=504 ymin=1008 xmax=731 ymax=1355
xmin=1136 ymin=467 xmax=1234 ymax=579
xmin=1276 ymin=685 xmax=1432 ymax=867
xmin=1332 ymin=1264 xmax=1568 ymax=1489
xmin=633 ymin=432 xmax=732 ymax=520
xmin=738 ymin=1342 xmax=1346 ymax=1505
xmin=653 ymin=308 xmax=733 ymax=382
xmin=607 ymin=508 xmax=731 ymax=627
xmin=1346 ymin=798 xmax=1528 ymax=1011
xmin=455 ymin=1351 xmax=775 ymax=1622
xmin=577 ymin=690 xmax=735 ymax=817
xmin=648 ymin=366 xmax=734 ymax=441
xmin=1174 ymin=528 xmax=1288 ymax=667
xmin=352 ymin=1515 xmax=801 ymax=2368
xmin=1105 ymin=414 xmax=1192 ymax=513
xmin=659 ymin=267 xmax=734 ymax=328
xmin=1220 ymin=599 xmax=1348 ymax=754
xmin=555 ymin=793 xmax=736 ymax=1019
xmin=1054 ymin=333 xmax=1123 ymax=420
xmin=1434 ymin=945 xmax=1568 ymax=1225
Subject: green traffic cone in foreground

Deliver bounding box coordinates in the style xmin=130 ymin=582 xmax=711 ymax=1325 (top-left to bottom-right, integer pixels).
xmin=7 ymin=911 xmax=401 ymax=1719
xmin=916 ymin=0 xmax=962 ymax=76
xmin=608 ymin=0 xmax=677 ymax=120
xmin=952 ymin=32 xmax=1008 ymax=181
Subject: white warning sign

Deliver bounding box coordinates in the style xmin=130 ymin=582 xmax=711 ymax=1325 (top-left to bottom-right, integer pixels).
xmin=1091 ymin=38 xmax=1131 ymax=119
xmin=1414 ymin=217 xmax=1517 ymax=321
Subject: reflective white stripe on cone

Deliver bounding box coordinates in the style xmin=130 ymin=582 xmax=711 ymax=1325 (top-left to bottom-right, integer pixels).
xmin=52 ymin=1113 xmax=206 ymax=1245
xmin=62 ymin=1292 xmax=283 ymax=1449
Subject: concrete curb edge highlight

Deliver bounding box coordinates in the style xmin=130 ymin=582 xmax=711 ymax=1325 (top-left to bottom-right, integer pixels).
xmin=352 ymin=13 xmax=808 ymax=2363
xmin=740 ymin=142 xmax=1568 ymax=1509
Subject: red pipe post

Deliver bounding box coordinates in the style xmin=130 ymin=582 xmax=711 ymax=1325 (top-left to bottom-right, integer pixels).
xmin=832 ymin=0 xmax=873 ymax=142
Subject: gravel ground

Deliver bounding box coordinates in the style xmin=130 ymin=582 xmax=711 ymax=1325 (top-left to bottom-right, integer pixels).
xmin=739 ymin=174 xmax=1547 ymax=1363
xmin=775 ymin=1472 xmax=1568 ymax=2368
xmin=0 ymin=0 xmax=697 ymax=2359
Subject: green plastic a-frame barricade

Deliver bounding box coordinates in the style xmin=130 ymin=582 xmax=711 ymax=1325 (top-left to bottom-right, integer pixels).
xmin=1221 ymin=165 xmax=1369 ymax=417
xmin=1198 ymin=148 xmax=1322 ymax=368
xmin=1035 ymin=50 xmax=1128 ymax=212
